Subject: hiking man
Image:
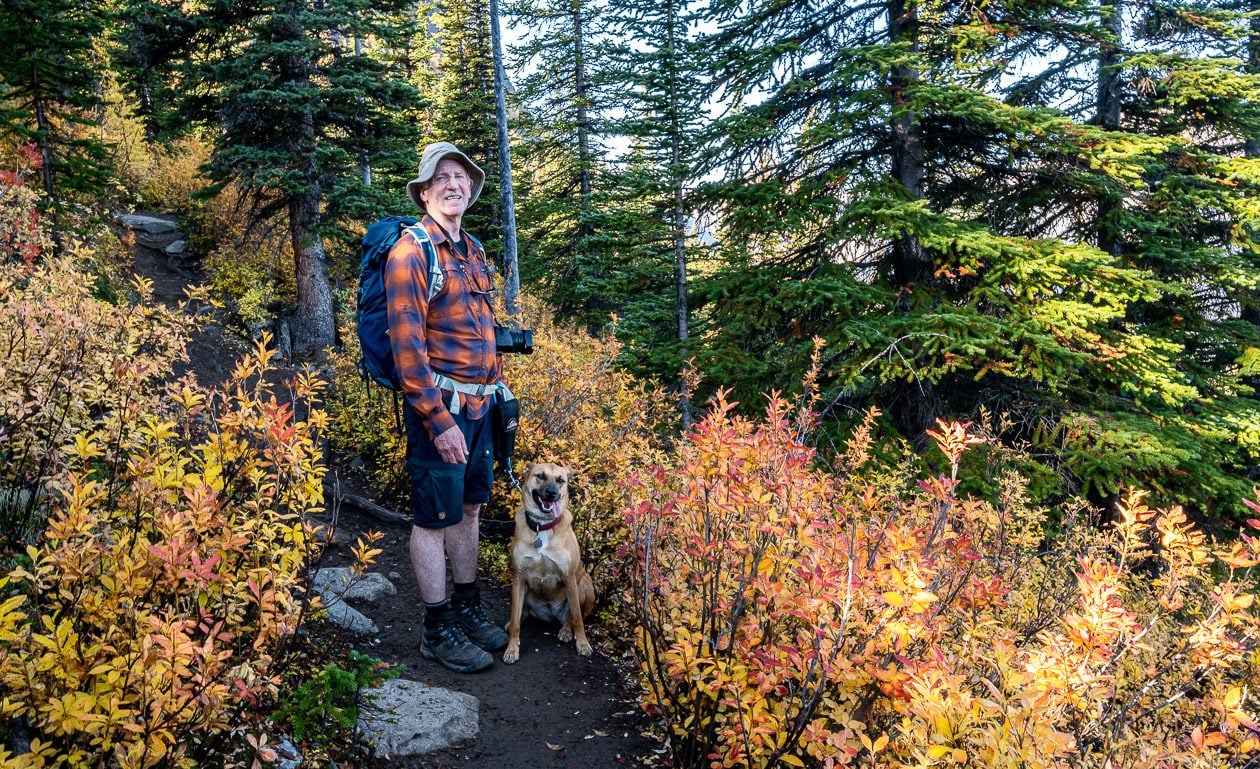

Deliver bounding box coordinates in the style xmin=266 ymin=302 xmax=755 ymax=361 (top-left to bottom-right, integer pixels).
xmin=386 ymin=141 xmax=508 ymax=673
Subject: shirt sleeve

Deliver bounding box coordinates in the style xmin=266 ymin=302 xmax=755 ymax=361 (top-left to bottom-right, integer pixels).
xmin=384 ymin=233 xmax=456 ymax=440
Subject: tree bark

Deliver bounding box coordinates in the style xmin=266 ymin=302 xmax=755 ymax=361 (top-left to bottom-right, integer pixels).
xmin=279 ymin=4 xmax=335 ymax=353
xmin=490 ymin=0 xmax=521 ymax=319
xmin=887 ymin=0 xmax=939 ymax=439
xmin=666 ymin=0 xmax=692 ymax=426
xmin=1096 ymin=1 xmax=1124 ymax=256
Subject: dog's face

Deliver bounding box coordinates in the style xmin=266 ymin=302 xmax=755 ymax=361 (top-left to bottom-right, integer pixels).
xmin=523 ymin=463 xmax=571 ymax=525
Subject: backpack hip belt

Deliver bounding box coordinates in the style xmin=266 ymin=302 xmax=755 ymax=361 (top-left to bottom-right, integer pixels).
xmin=432 ymin=372 xmax=515 ymax=416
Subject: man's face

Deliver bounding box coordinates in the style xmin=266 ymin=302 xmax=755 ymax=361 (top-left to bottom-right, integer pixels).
xmin=420 ymin=157 xmax=472 ymax=220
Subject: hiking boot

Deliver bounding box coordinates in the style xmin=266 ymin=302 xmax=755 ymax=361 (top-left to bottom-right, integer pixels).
xmin=420 ymin=622 xmax=494 ymax=673
xmin=452 ymin=598 xmax=509 ymax=652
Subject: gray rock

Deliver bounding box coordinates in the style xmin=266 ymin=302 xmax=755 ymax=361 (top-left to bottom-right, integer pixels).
xmin=272 ymin=735 xmax=301 ymax=769
xmin=358 ymin=679 xmax=479 ymax=757
xmin=322 ymin=600 xmax=379 ymax=635
xmin=313 ymin=567 xmax=397 ymax=602
xmin=118 ymin=214 xmax=178 ymax=234
xmin=164 ymin=239 xmax=188 ymax=255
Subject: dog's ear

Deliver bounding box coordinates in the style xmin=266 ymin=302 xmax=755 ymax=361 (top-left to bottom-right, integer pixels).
xmin=561 ymin=466 xmax=574 ymax=482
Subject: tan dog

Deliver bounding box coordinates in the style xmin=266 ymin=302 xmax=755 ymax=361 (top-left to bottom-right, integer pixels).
xmin=503 ymin=463 xmax=595 ymax=663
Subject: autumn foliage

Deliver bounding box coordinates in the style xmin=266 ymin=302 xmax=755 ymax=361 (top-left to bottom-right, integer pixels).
xmin=626 ymin=392 xmax=1260 ymax=768
xmin=0 ymin=249 xmax=351 ymax=767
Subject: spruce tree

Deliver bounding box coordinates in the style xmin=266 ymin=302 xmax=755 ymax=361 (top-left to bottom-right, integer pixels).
xmin=0 ymin=0 xmax=111 ymax=209
xmin=119 ymin=0 xmax=422 ymax=352
xmin=689 ymin=0 xmax=1260 ymax=515
xmin=420 ymin=0 xmax=501 ymax=243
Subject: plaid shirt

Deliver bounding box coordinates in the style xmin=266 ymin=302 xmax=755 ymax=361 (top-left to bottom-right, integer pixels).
xmin=384 ymin=215 xmax=501 ymax=439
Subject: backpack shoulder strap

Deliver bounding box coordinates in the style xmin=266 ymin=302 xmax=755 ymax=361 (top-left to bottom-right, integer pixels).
xmin=401 ymin=224 xmax=443 ymax=302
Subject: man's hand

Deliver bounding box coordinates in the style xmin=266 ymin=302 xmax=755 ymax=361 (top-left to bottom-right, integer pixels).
xmin=434 ymin=424 xmax=469 ymax=464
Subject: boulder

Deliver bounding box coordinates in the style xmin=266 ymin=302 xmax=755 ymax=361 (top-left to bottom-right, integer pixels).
xmin=164 ymin=239 xmax=188 ymax=255
xmin=322 ymin=600 xmax=379 ymax=635
xmin=358 ymin=679 xmax=479 ymax=757
xmin=118 ymin=214 xmax=178 ymax=234
xmin=313 ymin=567 xmax=397 ymax=602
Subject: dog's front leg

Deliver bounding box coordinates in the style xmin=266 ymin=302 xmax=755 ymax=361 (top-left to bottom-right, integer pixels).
xmin=560 ymin=569 xmax=592 ymax=656
xmin=503 ymin=568 xmax=526 ymax=664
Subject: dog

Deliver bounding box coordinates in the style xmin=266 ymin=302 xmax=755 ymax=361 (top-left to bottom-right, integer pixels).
xmin=503 ymin=462 xmax=595 ymax=663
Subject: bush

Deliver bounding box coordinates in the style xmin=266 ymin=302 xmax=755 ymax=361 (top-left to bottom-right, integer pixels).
xmin=627 ymin=394 xmax=1260 ymax=768
xmin=0 ymin=333 xmax=334 ymax=768
xmin=0 ymin=255 xmax=202 ymax=549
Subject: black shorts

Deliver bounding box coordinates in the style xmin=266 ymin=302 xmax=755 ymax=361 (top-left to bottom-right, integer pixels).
xmin=403 ymin=396 xmax=494 ymax=530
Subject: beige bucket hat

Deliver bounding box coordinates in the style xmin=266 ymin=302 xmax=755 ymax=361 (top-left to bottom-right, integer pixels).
xmin=406 ymin=141 xmax=485 ymax=211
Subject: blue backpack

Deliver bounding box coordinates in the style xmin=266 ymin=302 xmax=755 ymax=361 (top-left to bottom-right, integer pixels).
xmin=355 ymin=216 xmax=444 ymax=389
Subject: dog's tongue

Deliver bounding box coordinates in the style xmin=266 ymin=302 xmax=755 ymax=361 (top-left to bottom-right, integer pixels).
xmin=541 ymin=500 xmax=561 ymax=519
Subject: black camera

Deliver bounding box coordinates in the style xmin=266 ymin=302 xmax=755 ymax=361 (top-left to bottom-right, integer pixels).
xmin=494 ymin=325 xmax=534 ymax=355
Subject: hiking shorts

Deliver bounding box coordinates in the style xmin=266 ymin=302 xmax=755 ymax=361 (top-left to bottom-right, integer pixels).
xmin=403 ymin=395 xmax=494 ymax=530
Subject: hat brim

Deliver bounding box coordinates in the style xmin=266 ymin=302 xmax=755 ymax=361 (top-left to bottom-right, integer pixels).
xmin=408 ymin=147 xmax=485 ymax=212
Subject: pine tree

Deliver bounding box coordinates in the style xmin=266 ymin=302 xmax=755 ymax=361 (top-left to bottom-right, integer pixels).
xmin=690 ymin=0 xmax=1260 ymax=516
xmin=420 ymin=0 xmax=501 ymax=243
xmin=119 ymin=0 xmax=422 ymax=352
xmin=0 ymin=0 xmax=111 ymax=210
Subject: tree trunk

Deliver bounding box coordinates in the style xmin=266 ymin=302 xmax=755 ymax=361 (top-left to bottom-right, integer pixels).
xmin=574 ymin=0 xmax=591 ymax=205
xmin=490 ymin=0 xmax=521 ymax=318
xmin=278 ymin=4 xmax=335 ymax=353
xmin=666 ymin=0 xmax=691 ymax=426
xmin=1096 ymin=1 xmax=1124 ymax=256
xmin=887 ymin=0 xmax=939 ymax=439
xmin=290 ymin=173 xmax=336 ymax=353
xmin=1247 ymin=3 xmax=1259 ymax=159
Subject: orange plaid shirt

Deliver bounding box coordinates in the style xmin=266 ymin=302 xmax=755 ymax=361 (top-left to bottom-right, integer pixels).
xmin=384 ymin=215 xmax=501 ymax=439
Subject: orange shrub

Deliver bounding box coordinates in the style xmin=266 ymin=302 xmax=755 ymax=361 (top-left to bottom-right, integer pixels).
xmin=627 ymin=395 xmax=1260 ymax=768
xmin=0 ymin=337 xmax=333 ymax=769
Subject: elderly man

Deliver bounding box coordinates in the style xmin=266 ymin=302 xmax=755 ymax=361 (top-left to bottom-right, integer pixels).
xmin=385 ymin=141 xmax=508 ymax=673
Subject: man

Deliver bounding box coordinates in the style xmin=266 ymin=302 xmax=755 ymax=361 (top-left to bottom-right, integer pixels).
xmin=385 ymin=141 xmax=509 ymax=673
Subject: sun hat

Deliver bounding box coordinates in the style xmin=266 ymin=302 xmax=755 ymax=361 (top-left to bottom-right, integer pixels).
xmin=406 ymin=141 xmax=485 ymax=211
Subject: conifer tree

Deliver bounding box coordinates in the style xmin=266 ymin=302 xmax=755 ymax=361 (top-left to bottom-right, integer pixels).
xmin=0 ymin=0 xmax=111 ymax=209
xmin=420 ymin=0 xmax=501 ymax=243
xmin=119 ymin=0 xmax=422 ymax=352
xmin=689 ymin=0 xmax=1260 ymax=515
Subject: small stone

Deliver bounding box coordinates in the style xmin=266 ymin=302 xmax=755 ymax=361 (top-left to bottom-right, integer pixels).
xmin=164 ymin=239 xmax=188 ymax=255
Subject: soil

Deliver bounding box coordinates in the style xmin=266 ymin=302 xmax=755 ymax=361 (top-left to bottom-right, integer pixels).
xmin=126 ymin=214 xmax=664 ymax=769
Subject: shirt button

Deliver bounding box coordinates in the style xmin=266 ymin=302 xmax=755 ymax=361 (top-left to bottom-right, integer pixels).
xmin=438 ymin=512 xmax=446 ymax=520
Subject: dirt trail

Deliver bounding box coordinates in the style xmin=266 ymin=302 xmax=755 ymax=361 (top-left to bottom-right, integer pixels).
xmin=126 ymin=213 xmax=661 ymax=768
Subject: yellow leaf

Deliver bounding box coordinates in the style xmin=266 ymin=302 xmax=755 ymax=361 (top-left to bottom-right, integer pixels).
xmin=926 ymin=745 xmax=951 ymax=759
xmin=779 ymin=755 xmax=804 ymax=767
xmin=884 ymin=591 xmax=906 ymax=608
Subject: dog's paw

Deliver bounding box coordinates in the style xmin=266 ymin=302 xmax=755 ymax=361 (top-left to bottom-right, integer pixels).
xmin=558 ymin=625 xmax=574 ymax=642
xmin=576 ymin=638 xmax=593 ymax=657
xmin=503 ymin=641 xmax=520 ymax=664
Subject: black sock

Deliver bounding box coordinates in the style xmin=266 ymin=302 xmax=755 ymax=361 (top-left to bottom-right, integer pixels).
xmin=424 ymin=599 xmax=452 ymax=633
xmin=452 ymin=581 xmax=478 ymax=606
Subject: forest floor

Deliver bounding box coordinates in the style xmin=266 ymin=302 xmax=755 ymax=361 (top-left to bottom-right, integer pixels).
xmin=127 ymin=214 xmax=663 ymax=769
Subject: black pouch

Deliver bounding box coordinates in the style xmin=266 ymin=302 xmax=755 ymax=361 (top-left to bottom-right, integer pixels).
xmin=491 ymin=391 xmax=520 ymax=472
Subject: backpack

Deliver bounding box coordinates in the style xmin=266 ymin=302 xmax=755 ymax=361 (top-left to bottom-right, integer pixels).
xmin=355 ymin=216 xmax=444 ymax=389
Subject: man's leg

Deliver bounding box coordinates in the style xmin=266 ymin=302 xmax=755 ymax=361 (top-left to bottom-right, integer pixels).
xmin=410 ymin=524 xmax=448 ymax=603
xmin=447 ymin=502 xmax=509 ymax=652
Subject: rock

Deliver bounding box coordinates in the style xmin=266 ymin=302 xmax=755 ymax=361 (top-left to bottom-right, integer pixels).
xmin=322 ymin=600 xmax=379 ymax=635
xmin=164 ymin=239 xmax=188 ymax=255
xmin=358 ymin=679 xmax=479 ymax=757
xmin=273 ymin=735 xmax=302 ymax=769
xmin=313 ymin=567 xmax=397 ymax=602
xmin=118 ymin=214 xmax=178 ymax=234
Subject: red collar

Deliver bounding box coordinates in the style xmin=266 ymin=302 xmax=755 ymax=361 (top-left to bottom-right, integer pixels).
xmin=527 ymin=515 xmax=562 ymax=533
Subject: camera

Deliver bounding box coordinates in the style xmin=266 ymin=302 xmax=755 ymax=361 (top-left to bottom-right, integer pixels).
xmin=494 ymin=325 xmax=534 ymax=355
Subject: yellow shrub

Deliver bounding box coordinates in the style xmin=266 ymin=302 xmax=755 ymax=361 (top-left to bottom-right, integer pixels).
xmin=0 ymin=256 xmax=201 ymax=548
